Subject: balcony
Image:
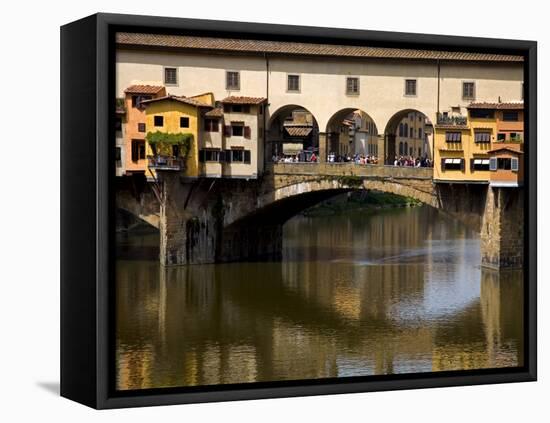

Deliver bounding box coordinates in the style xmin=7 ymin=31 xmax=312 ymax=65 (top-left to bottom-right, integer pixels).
xmin=147 ymin=155 xmax=185 ymax=171
xmin=436 ymin=113 xmax=467 ymax=126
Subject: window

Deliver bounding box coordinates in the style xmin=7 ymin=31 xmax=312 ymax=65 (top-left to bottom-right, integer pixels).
xmin=490 ymin=157 xmax=497 ymax=171
xmin=180 ymin=117 xmax=189 ymax=128
xmin=497 ymin=133 xmax=506 ymax=142
xmin=474 ymin=132 xmax=491 ymax=143
xmin=399 ymin=123 xmax=404 ymax=137
xmin=154 ymin=116 xmax=164 ymax=127
xmin=164 ymin=67 xmax=177 ymax=85
xmin=470 ymin=109 xmax=494 ymax=119
xmin=137 ymin=123 xmax=146 ymax=133
xmin=229 ymin=104 xmax=249 ymax=113
xmin=410 ymin=127 xmax=414 ymax=138
xmin=445 ymin=132 xmax=462 ymax=142
xmin=404 ymin=123 xmax=409 ymax=138
xmin=230 ymin=149 xmax=244 ymax=162
xmin=172 ymin=145 xmax=180 ymax=157
xmin=115 ymin=147 xmax=121 ymax=161
xmin=225 ymin=122 xmax=244 ymax=137
xmin=472 ymin=158 xmax=491 ymax=171
xmin=226 ymin=71 xmax=240 ymax=90
xmin=287 ymin=75 xmax=300 ymax=92
xmin=405 ymin=79 xmax=417 ymax=96
xmin=131 ymin=95 xmax=152 ymax=108
xmin=115 ymin=117 xmax=122 ymax=132
xmin=418 ymin=128 xmax=422 ymax=138
xmin=497 ymin=158 xmax=512 ymax=170
xmin=399 ymin=142 xmax=404 ymax=155
xmin=442 ymin=158 xmax=464 ymax=170
xmin=346 ymin=77 xmax=359 ymax=95
xmin=204 ymin=118 xmax=219 ymax=132
xmin=503 ymin=111 xmax=519 ymax=121
xmin=462 ymin=82 xmax=475 ymax=100
xmin=511 ymin=157 xmax=519 ymax=171
xmin=510 ymin=132 xmax=522 ymax=142
xmin=131 ymin=140 xmax=145 ymax=162
xmin=204 ymin=150 xmax=220 ymax=162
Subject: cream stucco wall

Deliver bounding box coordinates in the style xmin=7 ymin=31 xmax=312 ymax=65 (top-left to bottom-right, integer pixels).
xmin=116 ymin=49 xmax=523 ymax=136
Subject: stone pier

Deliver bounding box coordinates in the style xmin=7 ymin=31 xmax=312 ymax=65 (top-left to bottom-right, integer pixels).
xmin=481 ymin=187 xmax=524 ymax=269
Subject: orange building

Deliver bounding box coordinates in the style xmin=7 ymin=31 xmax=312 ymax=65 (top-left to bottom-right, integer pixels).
xmin=119 ymin=85 xmax=166 ymax=175
xmin=489 ymin=102 xmax=524 ymax=187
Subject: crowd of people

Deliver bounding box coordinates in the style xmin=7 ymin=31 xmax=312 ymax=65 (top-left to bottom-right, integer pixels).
xmin=270 ymin=152 xmax=432 ymax=167
xmin=392 ymin=155 xmax=433 ymax=167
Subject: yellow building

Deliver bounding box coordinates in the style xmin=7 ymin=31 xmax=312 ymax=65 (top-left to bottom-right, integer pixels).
xmin=140 ymin=95 xmax=213 ymax=178
xmin=433 ymin=105 xmax=497 ymax=183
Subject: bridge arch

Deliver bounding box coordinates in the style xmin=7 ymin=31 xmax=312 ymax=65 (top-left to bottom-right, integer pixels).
xmin=383 ymin=109 xmax=434 ymax=164
xmin=266 ymin=104 xmax=320 ymax=162
xmin=324 ymin=108 xmax=379 ymax=160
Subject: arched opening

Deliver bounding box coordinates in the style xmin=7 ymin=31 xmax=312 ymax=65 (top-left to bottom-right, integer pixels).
xmin=325 ymin=108 xmax=379 ymax=163
xmin=384 ymin=109 xmax=434 ymax=166
xmin=267 ymin=105 xmax=319 ymax=163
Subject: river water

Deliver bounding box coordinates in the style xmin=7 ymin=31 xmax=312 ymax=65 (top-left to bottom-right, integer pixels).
xmin=115 ymin=205 xmax=523 ymax=391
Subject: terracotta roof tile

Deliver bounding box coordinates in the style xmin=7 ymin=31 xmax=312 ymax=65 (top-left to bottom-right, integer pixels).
xmin=124 ymin=84 xmax=165 ymax=94
xmin=221 ymin=96 xmax=267 ymax=104
xmin=468 ymin=101 xmax=524 ymax=109
xmin=285 ymin=127 xmax=313 ymax=137
xmin=140 ymin=95 xmax=212 ymax=108
xmin=117 ymin=32 xmax=524 ymax=62
xmin=205 ymin=107 xmax=223 ymax=117
xmin=488 ymin=146 xmax=524 ymax=154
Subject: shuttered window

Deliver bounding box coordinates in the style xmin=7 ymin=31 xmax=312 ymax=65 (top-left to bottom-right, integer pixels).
xmin=405 ymin=79 xmax=417 ymax=96
xmin=346 ymin=77 xmax=359 ymax=95
xmin=462 ymin=82 xmax=475 ymax=99
xmin=226 ymin=71 xmax=240 ymax=90
xmin=204 ymin=119 xmax=219 ymax=132
xmin=445 ymin=132 xmax=462 ymax=142
xmin=288 ymin=75 xmax=300 ymax=92
xmin=511 ymin=157 xmax=519 ymax=171
xmin=164 ymin=67 xmax=177 ymax=85
xmin=474 ymin=132 xmax=491 ymax=143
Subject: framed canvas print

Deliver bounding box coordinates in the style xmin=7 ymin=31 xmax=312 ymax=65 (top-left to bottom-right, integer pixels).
xmin=60 ymin=13 xmax=537 ymax=409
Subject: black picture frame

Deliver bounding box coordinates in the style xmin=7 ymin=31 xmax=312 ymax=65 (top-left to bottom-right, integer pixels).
xmin=61 ymin=12 xmax=537 ymax=409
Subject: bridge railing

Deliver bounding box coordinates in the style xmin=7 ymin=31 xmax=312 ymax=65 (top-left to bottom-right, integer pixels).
xmin=267 ymin=162 xmax=434 ymax=179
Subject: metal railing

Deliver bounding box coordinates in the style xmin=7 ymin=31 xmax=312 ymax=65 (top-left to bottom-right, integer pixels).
xmin=436 ymin=113 xmax=467 ymax=126
xmin=147 ymin=155 xmax=185 ymax=171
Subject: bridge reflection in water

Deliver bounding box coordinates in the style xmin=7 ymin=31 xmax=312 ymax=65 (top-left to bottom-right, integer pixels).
xmin=115 ymin=206 xmax=523 ymax=390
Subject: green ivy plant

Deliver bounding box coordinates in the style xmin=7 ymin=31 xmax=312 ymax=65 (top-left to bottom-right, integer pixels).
xmin=146 ymin=131 xmax=193 ymax=162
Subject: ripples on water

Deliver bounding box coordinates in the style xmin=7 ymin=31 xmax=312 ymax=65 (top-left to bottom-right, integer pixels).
xmin=116 ymin=205 xmax=524 ymax=390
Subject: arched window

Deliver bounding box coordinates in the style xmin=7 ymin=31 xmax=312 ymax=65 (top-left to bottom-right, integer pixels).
xmin=399 ymin=142 xmax=404 ymax=155
xmin=399 ymin=123 xmax=404 ymax=137
xmin=404 ymin=142 xmax=408 ymax=155
xmin=404 ymin=123 xmax=409 ymax=138
xmin=419 ymin=128 xmax=422 ymax=138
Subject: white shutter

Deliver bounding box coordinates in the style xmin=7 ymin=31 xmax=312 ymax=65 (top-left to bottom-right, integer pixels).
xmin=511 ymin=157 xmax=519 ymax=171
xmin=489 ymin=157 xmax=497 ymax=171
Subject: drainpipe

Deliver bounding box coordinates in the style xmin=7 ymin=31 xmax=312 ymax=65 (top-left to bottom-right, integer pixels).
xmin=437 ymin=59 xmax=441 ymax=114
xmin=264 ymin=52 xmax=269 ymax=167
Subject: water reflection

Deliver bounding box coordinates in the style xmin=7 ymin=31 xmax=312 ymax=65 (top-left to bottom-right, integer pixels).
xmin=116 ymin=206 xmax=523 ymax=390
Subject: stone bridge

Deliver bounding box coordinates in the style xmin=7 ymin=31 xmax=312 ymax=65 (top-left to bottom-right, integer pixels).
xmin=119 ymin=163 xmax=523 ymax=270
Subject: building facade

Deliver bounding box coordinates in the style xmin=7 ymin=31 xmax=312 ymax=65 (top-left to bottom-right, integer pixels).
xmin=116 ymin=32 xmax=523 ymax=167
xmin=433 ymin=102 xmax=524 ymax=185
